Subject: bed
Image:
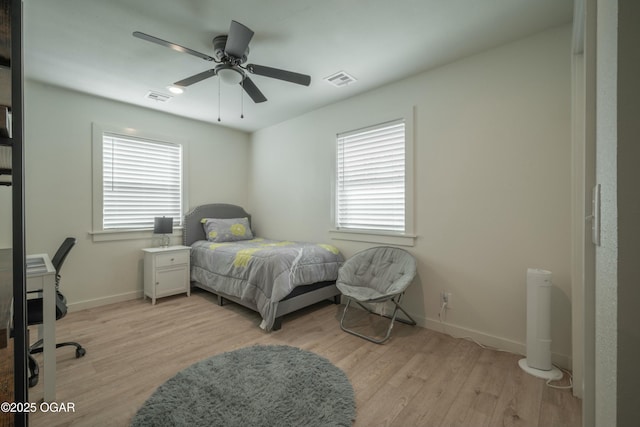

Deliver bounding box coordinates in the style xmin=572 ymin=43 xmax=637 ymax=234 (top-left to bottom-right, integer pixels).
xmin=184 ymin=203 xmax=344 ymax=331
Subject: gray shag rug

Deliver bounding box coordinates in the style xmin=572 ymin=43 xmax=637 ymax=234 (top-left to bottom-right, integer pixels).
xmin=131 ymin=345 xmax=356 ymax=427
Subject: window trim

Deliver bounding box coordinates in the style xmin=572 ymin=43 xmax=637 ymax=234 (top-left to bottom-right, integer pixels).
xmin=91 ymin=123 xmax=188 ymax=242
xmin=329 ymin=106 xmax=415 ymax=246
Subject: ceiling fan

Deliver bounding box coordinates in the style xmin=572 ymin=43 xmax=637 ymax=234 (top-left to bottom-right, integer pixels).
xmin=133 ymin=20 xmax=311 ymax=105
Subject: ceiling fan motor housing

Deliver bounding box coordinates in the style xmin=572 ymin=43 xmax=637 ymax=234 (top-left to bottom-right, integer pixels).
xmin=213 ymin=35 xmax=248 ymax=64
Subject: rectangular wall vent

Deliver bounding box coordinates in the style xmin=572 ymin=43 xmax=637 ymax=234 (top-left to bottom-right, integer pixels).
xmin=324 ymin=71 xmax=357 ymax=87
xmin=145 ymin=91 xmax=173 ymax=102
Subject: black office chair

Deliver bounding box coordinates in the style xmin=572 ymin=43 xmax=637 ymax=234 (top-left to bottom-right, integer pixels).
xmin=27 ymin=237 xmax=86 ymax=387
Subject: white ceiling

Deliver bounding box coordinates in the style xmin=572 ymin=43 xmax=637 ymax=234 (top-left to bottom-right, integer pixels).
xmin=23 ymin=0 xmax=573 ymax=133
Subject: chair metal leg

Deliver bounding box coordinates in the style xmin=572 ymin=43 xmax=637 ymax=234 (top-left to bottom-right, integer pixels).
xmin=389 ymin=295 xmax=417 ymax=326
xmin=31 ymin=339 xmax=86 ymax=358
xmin=339 ymin=295 xmax=416 ymax=344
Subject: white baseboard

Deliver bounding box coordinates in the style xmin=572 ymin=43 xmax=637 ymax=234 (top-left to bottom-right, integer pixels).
xmin=67 ymin=290 xmax=142 ymax=312
xmin=415 ymin=314 xmax=572 ymax=370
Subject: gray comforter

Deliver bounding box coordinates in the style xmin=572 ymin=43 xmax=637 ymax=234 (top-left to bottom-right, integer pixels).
xmin=190 ymin=238 xmax=344 ymax=330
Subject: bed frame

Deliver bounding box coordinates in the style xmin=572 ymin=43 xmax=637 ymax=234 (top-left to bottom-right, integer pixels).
xmin=183 ymin=203 xmax=341 ymax=330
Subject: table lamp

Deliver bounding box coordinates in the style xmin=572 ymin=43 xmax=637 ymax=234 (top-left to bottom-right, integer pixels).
xmin=153 ymin=216 xmax=173 ymax=248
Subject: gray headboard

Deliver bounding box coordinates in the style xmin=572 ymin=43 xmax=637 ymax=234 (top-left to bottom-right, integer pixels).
xmin=183 ymin=203 xmax=252 ymax=246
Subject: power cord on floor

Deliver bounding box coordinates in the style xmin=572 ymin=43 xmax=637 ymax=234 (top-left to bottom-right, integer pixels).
xmin=460 ymin=335 xmax=511 ymax=354
xmin=435 ymin=302 xmax=573 ymax=390
xmin=546 ymin=367 xmax=574 ymax=390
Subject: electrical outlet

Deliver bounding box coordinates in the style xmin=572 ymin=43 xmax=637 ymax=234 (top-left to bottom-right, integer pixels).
xmin=440 ymin=291 xmax=453 ymax=308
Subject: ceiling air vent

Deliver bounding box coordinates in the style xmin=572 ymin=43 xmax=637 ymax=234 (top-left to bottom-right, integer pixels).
xmin=145 ymin=91 xmax=173 ymax=102
xmin=323 ymin=71 xmax=357 ymax=87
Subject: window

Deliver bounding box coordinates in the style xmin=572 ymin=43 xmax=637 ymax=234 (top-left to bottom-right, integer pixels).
xmin=92 ymin=124 xmax=184 ymax=238
xmin=336 ymin=119 xmax=407 ymax=233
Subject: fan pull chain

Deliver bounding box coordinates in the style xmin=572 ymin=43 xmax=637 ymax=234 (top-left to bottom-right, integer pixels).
xmin=240 ymin=79 xmax=244 ymax=119
xmin=217 ymin=77 xmax=221 ymax=122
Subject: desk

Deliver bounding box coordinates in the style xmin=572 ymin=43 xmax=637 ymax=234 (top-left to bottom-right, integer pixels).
xmin=26 ymin=254 xmax=56 ymax=402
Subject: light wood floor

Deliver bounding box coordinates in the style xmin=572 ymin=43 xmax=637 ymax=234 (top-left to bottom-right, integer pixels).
xmin=28 ymin=289 xmax=581 ymax=427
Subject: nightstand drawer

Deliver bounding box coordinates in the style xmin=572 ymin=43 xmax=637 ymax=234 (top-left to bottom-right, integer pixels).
xmin=156 ymin=251 xmax=189 ymax=268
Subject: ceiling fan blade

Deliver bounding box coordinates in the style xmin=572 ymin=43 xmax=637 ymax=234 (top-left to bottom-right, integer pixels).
xmin=241 ymin=77 xmax=267 ymax=103
xmin=224 ymin=21 xmax=254 ymax=58
xmin=133 ymin=31 xmax=216 ymax=62
xmin=246 ymin=64 xmax=311 ymax=86
xmin=174 ymin=69 xmax=217 ymax=87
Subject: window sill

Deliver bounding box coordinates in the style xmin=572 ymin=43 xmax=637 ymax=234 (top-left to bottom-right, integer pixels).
xmin=328 ymin=229 xmax=416 ymax=247
xmin=89 ymin=227 xmax=183 ymax=243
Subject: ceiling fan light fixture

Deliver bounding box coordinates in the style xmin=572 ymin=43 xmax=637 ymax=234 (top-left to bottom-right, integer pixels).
xmin=217 ymin=65 xmax=244 ymax=85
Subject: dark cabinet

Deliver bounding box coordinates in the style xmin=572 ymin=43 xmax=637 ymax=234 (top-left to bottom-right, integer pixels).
xmin=0 ymin=1 xmax=25 ymax=426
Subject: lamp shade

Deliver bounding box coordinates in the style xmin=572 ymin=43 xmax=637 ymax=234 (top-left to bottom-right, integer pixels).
xmin=153 ymin=217 xmax=173 ymax=235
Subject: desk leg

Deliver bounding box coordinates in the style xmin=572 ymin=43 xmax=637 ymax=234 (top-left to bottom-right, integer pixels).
xmin=42 ymin=278 xmax=56 ymax=401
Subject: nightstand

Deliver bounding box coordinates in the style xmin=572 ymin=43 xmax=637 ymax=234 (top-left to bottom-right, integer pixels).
xmin=142 ymin=245 xmax=191 ymax=304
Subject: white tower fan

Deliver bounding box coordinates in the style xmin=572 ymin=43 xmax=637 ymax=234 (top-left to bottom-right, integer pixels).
xmin=518 ymin=268 xmax=562 ymax=380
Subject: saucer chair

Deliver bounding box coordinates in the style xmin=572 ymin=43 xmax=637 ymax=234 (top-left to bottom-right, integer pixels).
xmin=336 ymin=246 xmax=417 ymax=344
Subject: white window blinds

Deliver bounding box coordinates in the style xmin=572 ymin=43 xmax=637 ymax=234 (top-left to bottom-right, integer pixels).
xmin=102 ymin=133 xmax=182 ymax=230
xmin=336 ymin=119 xmax=406 ymax=232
